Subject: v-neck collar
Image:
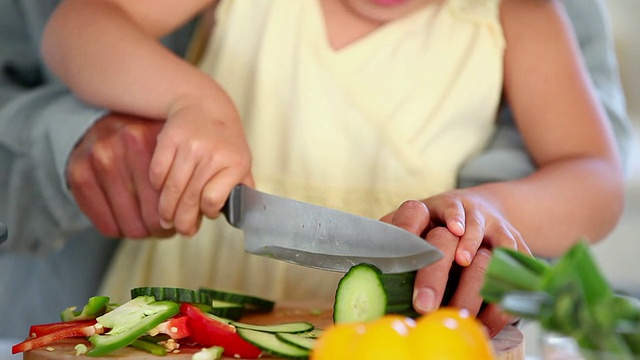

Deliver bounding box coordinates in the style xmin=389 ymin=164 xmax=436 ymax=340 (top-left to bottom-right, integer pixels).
xmin=309 ymin=0 xmax=440 ymax=57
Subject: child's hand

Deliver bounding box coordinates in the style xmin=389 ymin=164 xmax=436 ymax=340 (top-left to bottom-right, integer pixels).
xmin=149 ymin=102 xmax=253 ymax=236
xmin=380 ymin=193 xmax=531 ymax=336
xmin=421 ymin=189 xmax=530 ymax=267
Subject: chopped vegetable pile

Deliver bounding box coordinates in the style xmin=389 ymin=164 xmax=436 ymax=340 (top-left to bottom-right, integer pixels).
xmin=19 ymin=241 xmax=636 ymax=359
xmin=11 ymin=287 xmax=319 ymax=359
xmin=481 ymin=239 xmax=640 ymax=359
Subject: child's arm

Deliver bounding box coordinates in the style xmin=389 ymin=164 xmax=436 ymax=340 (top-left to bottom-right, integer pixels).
xmin=420 ymin=0 xmax=623 ymax=259
xmin=42 ymin=0 xmax=253 ymax=236
xmin=492 ymin=0 xmax=624 ymax=255
xmin=385 ymin=0 xmax=625 ymax=335
xmin=42 ymin=0 xmax=216 ymax=120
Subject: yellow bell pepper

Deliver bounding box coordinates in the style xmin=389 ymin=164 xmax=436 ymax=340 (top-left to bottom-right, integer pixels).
xmin=311 ymin=307 xmax=496 ymax=360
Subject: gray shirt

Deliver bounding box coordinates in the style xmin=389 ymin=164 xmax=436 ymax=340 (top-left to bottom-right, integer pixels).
xmin=0 ymin=0 xmax=632 ymax=338
xmin=0 ymin=0 xmax=195 ymax=337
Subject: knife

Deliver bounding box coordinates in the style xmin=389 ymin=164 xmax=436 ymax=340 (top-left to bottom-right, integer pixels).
xmin=222 ymin=185 xmax=442 ymax=274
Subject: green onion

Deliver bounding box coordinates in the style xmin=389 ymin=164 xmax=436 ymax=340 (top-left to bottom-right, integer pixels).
xmin=481 ymin=240 xmax=640 ymax=358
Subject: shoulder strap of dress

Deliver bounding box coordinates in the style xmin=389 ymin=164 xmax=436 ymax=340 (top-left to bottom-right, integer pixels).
xmin=446 ymin=0 xmax=505 ymax=48
xmin=447 ymin=0 xmax=501 ymax=20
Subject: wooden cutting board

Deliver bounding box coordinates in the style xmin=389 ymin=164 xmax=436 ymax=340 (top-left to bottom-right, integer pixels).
xmin=24 ymin=301 xmax=524 ymax=360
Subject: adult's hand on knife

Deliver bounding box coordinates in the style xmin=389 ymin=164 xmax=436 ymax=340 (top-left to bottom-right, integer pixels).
xmin=380 ymin=200 xmax=514 ymax=337
xmin=66 ymin=113 xmax=179 ymax=239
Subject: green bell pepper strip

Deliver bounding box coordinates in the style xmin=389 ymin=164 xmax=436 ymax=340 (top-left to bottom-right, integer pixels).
xmin=60 ymin=296 xmax=110 ymax=322
xmin=87 ymin=296 xmax=179 ymax=357
xmin=129 ymin=338 xmax=168 ymax=356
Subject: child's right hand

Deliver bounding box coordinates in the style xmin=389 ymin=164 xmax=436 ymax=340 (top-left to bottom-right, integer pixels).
xmin=149 ymin=99 xmax=253 ymax=237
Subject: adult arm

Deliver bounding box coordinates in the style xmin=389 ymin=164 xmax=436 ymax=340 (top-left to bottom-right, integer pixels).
xmin=0 ymin=56 xmax=121 ymax=337
xmin=0 ymin=86 xmax=108 ymax=252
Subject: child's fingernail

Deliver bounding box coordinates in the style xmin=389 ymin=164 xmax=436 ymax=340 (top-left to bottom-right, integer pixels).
xmin=414 ymin=287 xmax=437 ymax=313
xmin=460 ymin=250 xmax=472 ymax=266
xmin=160 ymin=219 xmax=174 ymax=229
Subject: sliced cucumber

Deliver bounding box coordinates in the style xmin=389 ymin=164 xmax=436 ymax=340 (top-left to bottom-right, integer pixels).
xmin=237 ymin=328 xmax=309 ymax=359
xmin=333 ymin=263 xmax=388 ymax=324
xmin=231 ymin=321 xmax=314 ymax=333
xmin=198 ymin=288 xmax=275 ymax=312
xmin=204 ymin=312 xmax=233 ymax=325
xmin=130 ymin=287 xmax=210 ymax=304
xmin=333 ymin=263 xmax=417 ymax=324
xmin=276 ymin=332 xmax=317 ymax=351
xmin=301 ymin=329 xmax=324 ymax=338
xmin=209 ymin=300 xmax=244 ymax=320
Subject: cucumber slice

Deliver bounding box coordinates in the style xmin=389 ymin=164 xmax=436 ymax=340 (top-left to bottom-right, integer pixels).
xmin=198 ymin=288 xmax=275 ymax=312
xmin=333 ymin=263 xmax=418 ymax=324
xmin=209 ymin=300 xmax=244 ymax=321
xmin=276 ymin=332 xmax=317 ymax=351
xmin=333 ymin=263 xmax=388 ymax=324
xmin=237 ymin=328 xmax=309 ymax=359
xmin=302 ymin=329 xmax=324 ymax=338
xmin=130 ymin=287 xmax=210 ymax=304
xmin=231 ymin=321 xmax=314 ymax=333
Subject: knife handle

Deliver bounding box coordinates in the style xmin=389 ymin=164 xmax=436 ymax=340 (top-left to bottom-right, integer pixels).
xmin=221 ymin=185 xmax=242 ymax=228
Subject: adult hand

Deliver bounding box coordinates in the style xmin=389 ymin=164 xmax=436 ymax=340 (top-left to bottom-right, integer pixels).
xmin=380 ymin=200 xmax=517 ymax=337
xmin=66 ymin=113 xmax=178 ymax=239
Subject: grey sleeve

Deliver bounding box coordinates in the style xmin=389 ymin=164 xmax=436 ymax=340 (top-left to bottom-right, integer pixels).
xmin=457 ymin=0 xmax=633 ymax=188
xmin=0 ymin=75 xmax=122 ymax=339
xmin=0 ymin=0 xmax=198 ymax=254
xmin=0 ymin=83 xmax=108 ymax=253
xmin=0 ymin=1 xmax=199 ymax=337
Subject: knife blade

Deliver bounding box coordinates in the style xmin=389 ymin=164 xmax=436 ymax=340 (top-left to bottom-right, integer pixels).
xmin=222 ymin=185 xmax=442 ymax=273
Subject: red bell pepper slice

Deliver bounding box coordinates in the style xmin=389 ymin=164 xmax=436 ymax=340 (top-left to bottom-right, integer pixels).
xmin=151 ymin=315 xmax=190 ymax=339
xmin=29 ymin=320 xmax=97 ymax=337
xmin=12 ymin=321 xmax=102 ymax=354
xmin=180 ymin=303 xmax=262 ymax=359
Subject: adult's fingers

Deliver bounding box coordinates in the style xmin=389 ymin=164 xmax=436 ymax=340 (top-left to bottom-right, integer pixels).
xmin=69 ymin=114 xmax=178 ymax=239
xmin=68 ymin=114 xmax=144 ymax=238
xmin=123 ymin=120 xmax=176 ymax=238
xmin=89 ymin=127 xmax=148 ymax=238
xmin=67 ymin=152 xmax=120 ymax=237
xmin=413 ymin=227 xmax=458 ymax=314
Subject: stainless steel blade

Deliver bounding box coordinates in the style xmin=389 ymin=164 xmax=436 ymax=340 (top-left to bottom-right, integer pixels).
xmin=223 ymin=185 xmax=443 ymax=273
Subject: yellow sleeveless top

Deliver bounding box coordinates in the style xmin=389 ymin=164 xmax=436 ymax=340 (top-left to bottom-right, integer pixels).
xmin=100 ymin=0 xmax=505 ymax=304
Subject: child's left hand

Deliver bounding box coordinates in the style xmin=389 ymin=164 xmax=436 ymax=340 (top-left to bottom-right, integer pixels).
xmin=421 ymin=189 xmax=530 ymax=267
xmin=380 ymin=191 xmax=531 ymax=336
